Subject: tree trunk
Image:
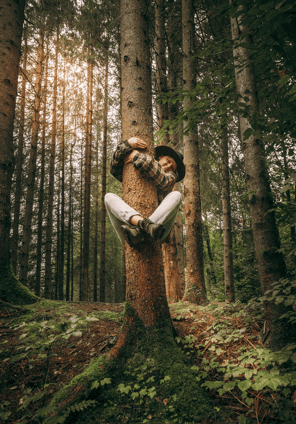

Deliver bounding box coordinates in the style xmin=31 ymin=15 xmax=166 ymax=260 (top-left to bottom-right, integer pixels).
xmin=93 ymin=123 xmax=99 ymax=302
xmin=44 ymin=29 xmax=59 ymax=299
xmin=81 ymin=54 xmax=93 ymax=301
xmin=11 ymin=33 xmax=27 ymax=275
xmin=66 ymin=142 xmax=74 ymax=301
xmin=204 ymin=221 xmax=216 ymax=301
xmin=59 ymin=64 xmax=66 ymax=301
xmin=55 ymin=171 xmax=61 ymax=300
xmin=99 ymin=58 xmax=109 ymax=302
xmin=221 ymin=126 xmax=235 ymax=302
xmin=36 ymin=42 xmax=48 ymax=297
xmin=79 ymin=137 xmax=83 ymax=300
xmin=155 ymin=0 xmax=169 ymax=143
xmin=182 ymin=0 xmax=207 ymax=303
xmin=0 ymin=0 xmax=36 ymax=304
xmin=19 ymin=27 xmax=44 ymax=287
xmin=109 ymin=0 xmax=173 ymax=356
xmin=230 ymin=6 xmax=290 ymax=349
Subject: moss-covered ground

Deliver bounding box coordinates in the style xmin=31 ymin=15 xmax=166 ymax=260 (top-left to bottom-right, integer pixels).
xmin=0 ymin=264 xmax=38 ymax=305
xmin=1 ymin=300 xmax=296 ymax=423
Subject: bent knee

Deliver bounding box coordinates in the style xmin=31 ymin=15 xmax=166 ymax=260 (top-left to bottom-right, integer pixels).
xmin=104 ymin=193 xmax=118 ymax=206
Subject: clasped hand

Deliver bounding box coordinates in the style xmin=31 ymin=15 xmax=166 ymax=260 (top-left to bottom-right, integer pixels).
xmin=124 ymin=137 xmax=147 ymax=164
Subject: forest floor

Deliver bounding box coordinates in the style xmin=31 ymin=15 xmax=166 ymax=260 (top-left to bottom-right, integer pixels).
xmin=0 ymin=299 xmax=295 ymax=423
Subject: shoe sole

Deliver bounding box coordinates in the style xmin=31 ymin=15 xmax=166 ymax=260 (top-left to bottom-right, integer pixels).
xmin=121 ymin=225 xmax=143 ymax=247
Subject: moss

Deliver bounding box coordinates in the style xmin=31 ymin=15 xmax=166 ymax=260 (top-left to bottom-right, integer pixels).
xmin=0 ymin=263 xmax=38 ymax=305
xmin=40 ymin=302 xmax=213 ymax=424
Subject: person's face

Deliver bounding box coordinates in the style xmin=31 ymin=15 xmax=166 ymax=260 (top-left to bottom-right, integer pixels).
xmin=158 ymin=156 xmax=177 ymax=173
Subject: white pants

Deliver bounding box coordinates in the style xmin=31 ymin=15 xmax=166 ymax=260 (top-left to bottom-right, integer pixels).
xmin=104 ymin=191 xmax=182 ymax=244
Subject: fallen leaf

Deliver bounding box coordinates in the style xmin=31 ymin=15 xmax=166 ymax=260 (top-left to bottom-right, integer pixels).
xmin=163 ymin=398 xmax=168 ymax=405
xmin=147 ymin=414 xmax=152 ymax=419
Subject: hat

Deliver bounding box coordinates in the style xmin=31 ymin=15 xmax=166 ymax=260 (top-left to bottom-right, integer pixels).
xmin=155 ymin=145 xmax=185 ymax=182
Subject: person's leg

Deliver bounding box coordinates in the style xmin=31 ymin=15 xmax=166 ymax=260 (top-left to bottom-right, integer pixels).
xmin=104 ymin=193 xmax=141 ymax=244
xmin=149 ymin=191 xmax=182 ymax=241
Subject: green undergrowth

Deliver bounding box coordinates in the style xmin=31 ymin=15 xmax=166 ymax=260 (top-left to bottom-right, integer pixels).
xmin=29 ymin=302 xmax=214 ymax=424
xmin=0 ymin=263 xmax=37 ymax=305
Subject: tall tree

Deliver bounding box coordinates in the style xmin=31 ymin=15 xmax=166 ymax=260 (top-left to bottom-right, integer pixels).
xmin=81 ymin=52 xmax=93 ymax=301
xmin=44 ymin=29 xmax=59 ymax=299
xmin=36 ymin=42 xmax=49 ymax=296
xmin=230 ymin=4 xmax=290 ymax=348
xmin=221 ymin=125 xmax=235 ymax=302
xmin=182 ymin=0 xmax=207 ymax=303
xmin=11 ymin=32 xmax=28 ymax=275
xmin=19 ymin=26 xmax=44 ymax=287
xmin=99 ymin=57 xmax=109 ymax=302
xmin=0 ymin=0 xmax=36 ymax=304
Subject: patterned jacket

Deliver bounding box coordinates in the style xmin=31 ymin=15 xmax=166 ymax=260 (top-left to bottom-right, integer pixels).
xmin=109 ymin=140 xmax=176 ymax=201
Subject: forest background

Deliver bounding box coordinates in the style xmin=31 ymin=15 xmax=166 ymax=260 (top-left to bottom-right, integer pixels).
xmin=1 ymin=0 xmax=296 ymax=422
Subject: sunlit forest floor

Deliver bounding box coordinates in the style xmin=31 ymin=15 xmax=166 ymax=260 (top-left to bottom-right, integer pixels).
xmin=0 ymin=300 xmax=295 ymax=423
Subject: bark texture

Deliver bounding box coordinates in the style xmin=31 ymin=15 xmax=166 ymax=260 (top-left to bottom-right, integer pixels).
xmin=221 ymin=126 xmax=235 ymax=302
xmin=81 ymin=54 xmax=93 ymax=301
xmin=0 ymin=0 xmax=36 ymax=304
xmin=182 ymin=0 xmax=207 ymax=303
xmin=44 ymin=29 xmax=59 ymax=299
xmin=99 ymin=58 xmax=108 ymax=302
xmin=117 ymin=0 xmax=172 ymax=342
xmin=19 ymin=28 xmax=44 ymax=286
xmin=231 ymin=7 xmax=290 ymax=349
xmin=11 ymin=35 xmax=27 ymax=275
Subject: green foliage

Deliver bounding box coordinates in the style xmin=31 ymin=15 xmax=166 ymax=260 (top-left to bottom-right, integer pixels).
xmin=0 ymin=263 xmax=37 ymax=305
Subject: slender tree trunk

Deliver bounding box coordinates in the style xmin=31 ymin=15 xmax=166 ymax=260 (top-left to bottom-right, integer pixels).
xmin=221 ymin=126 xmax=235 ymax=302
xmin=81 ymin=54 xmax=93 ymax=301
xmin=71 ymin=204 xmax=74 ymax=301
xmin=155 ymin=0 xmax=169 ymax=143
xmin=66 ymin=142 xmax=74 ymax=301
xmin=182 ymin=0 xmax=207 ymax=303
xmin=44 ymin=29 xmax=59 ymax=299
xmin=79 ymin=137 xmax=83 ymax=300
xmin=55 ymin=173 xmax=60 ymax=301
xmin=0 ymin=0 xmax=36 ymax=304
xmin=93 ymin=127 xmax=99 ymax=302
xmin=204 ymin=221 xmax=216 ymax=300
xmin=231 ymin=6 xmax=289 ymax=349
xmin=100 ymin=58 xmax=109 ymax=302
xmin=35 ymin=43 xmax=48 ymax=297
xmin=19 ymin=27 xmax=44 ymax=286
xmin=12 ymin=34 xmax=27 ymax=275
xmin=59 ymin=65 xmax=66 ymax=301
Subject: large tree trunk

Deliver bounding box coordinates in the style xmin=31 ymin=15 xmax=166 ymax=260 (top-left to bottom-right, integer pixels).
xmin=182 ymin=0 xmax=207 ymax=303
xmin=109 ymin=0 xmax=173 ymax=356
xmin=19 ymin=28 xmax=44 ymax=287
xmin=221 ymin=125 xmax=235 ymax=302
xmin=230 ymin=6 xmax=290 ymax=349
xmin=0 ymin=0 xmax=36 ymax=304
xmin=11 ymin=33 xmax=27 ymax=276
xmin=81 ymin=54 xmax=93 ymax=301
xmin=36 ymin=42 xmax=48 ymax=297
xmin=99 ymin=58 xmax=109 ymax=303
xmin=44 ymin=29 xmax=59 ymax=299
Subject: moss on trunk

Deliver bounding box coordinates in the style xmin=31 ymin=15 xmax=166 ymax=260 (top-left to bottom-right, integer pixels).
xmin=40 ymin=302 xmax=212 ymax=424
xmin=0 ymin=263 xmax=37 ymax=305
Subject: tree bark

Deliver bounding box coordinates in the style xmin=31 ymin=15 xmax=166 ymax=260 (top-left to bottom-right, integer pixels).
xmin=230 ymin=6 xmax=290 ymax=349
xmin=108 ymin=0 xmax=173 ymax=358
xmin=11 ymin=33 xmax=27 ymax=275
xmin=36 ymin=42 xmax=48 ymax=297
xmin=81 ymin=54 xmax=93 ymax=301
xmin=99 ymin=58 xmax=109 ymax=302
xmin=58 ymin=64 xmax=66 ymax=301
xmin=0 ymin=0 xmax=36 ymax=304
xmin=44 ymin=29 xmax=59 ymax=299
xmin=19 ymin=27 xmax=44 ymax=287
xmin=221 ymin=125 xmax=235 ymax=302
xmin=66 ymin=142 xmax=74 ymax=302
xmin=155 ymin=0 xmax=169 ymax=143
xmin=204 ymin=221 xmax=217 ymax=300
xmin=182 ymin=0 xmax=207 ymax=303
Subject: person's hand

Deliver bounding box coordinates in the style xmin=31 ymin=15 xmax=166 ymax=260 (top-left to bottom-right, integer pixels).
xmin=124 ymin=150 xmax=139 ymax=164
xmin=128 ymin=137 xmax=147 ymax=150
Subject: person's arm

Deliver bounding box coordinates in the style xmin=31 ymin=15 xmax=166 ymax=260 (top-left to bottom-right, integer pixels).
xmin=132 ymin=153 xmax=176 ymax=192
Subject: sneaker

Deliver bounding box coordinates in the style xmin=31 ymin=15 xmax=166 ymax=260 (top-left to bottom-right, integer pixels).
xmin=121 ymin=225 xmax=144 ymax=247
xmin=139 ymin=218 xmax=166 ymax=240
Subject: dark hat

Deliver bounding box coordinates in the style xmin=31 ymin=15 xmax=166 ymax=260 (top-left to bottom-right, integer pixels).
xmin=155 ymin=145 xmax=185 ymax=182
